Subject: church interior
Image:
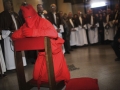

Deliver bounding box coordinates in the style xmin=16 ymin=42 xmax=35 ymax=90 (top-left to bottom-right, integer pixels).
xmin=0 ymin=0 xmax=120 ymax=90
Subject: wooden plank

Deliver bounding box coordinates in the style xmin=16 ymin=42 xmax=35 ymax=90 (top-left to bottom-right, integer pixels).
xmin=14 ymin=51 xmax=28 ymax=90
xmin=44 ymin=37 xmax=56 ymax=90
xmin=14 ymin=37 xmax=45 ymax=51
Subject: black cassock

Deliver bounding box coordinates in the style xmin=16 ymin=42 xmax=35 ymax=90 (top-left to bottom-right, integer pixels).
xmin=0 ymin=10 xmax=23 ymax=61
xmin=0 ymin=10 xmax=23 ymax=31
xmin=0 ymin=10 xmax=27 ymax=70
xmin=47 ymin=12 xmax=61 ymax=28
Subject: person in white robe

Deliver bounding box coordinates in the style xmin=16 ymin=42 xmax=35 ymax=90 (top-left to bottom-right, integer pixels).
xmin=0 ymin=1 xmax=27 ymax=70
xmin=67 ymin=12 xmax=78 ymax=46
xmin=76 ymin=11 xmax=88 ymax=46
xmin=48 ymin=4 xmax=65 ymax=54
xmin=86 ymin=9 xmax=99 ymax=44
xmin=2 ymin=30 xmax=27 ymax=70
xmin=104 ymin=9 xmax=114 ymax=41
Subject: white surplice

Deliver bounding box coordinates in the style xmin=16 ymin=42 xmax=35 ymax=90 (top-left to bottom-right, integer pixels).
xmin=87 ymin=23 xmax=99 ymax=44
xmin=76 ymin=16 xmax=88 ymax=46
xmin=69 ymin=19 xmax=78 ymax=46
xmin=76 ymin=25 xmax=88 ymax=46
xmin=2 ymin=30 xmax=27 ymax=70
xmin=2 ymin=14 xmax=27 ymax=70
xmin=53 ymin=24 xmax=65 ymax=54
xmin=104 ymin=22 xmax=114 ymax=41
xmin=87 ymin=15 xmax=99 ymax=44
xmin=0 ymin=44 xmax=6 ymax=74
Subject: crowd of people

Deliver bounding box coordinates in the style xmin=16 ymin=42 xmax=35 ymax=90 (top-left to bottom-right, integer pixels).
xmin=36 ymin=4 xmax=120 ymax=54
xmin=0 ymin=0 xmax=120 ymax=77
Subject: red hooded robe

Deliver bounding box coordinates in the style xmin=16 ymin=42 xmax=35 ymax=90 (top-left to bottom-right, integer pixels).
xmin=11 ymin=5 xmax=70 ymax=87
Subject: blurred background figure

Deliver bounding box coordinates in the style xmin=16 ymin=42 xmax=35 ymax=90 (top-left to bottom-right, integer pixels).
xmin=68 ymin=12 xmax=78 ymax=48
xmin=48 ymin=4 xmax=65 ymax=54
xmin=37 ymin=4 xmax=48 ymax=19
xmin=62 ymin=13 xmax=71 ymax=54
xmin=86 ymin=9 xmax=98 ymax=44
xmin=98 ymin=13 xmax=105 ymax=44
xmin=0 ymin=34 xmax=6 ymax=76
xmin=104 ymin=9 xmax=114 ymax=44
xmin=76 ymin=10 xmax=88 ymax=46
xmin=0 ymin=0 xmax=27 ymax=70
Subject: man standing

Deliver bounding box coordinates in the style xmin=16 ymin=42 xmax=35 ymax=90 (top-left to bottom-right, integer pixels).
xmin=113 ymin=4 xmax=120 ymax=34
xmin=0 ymin=0 xmax=27 ymax=70
xmin=0 ymin=30 xmax=6 ymax=75
xmin=111 ymin=4 xmax=120 ymax=61
xmin=112 ymin=14 xmax=120 ymax=61
xmin=37 ymin=4 xmax=48 ymax=19
xmin=104 ymin=9 xmax=114 ymax=43
xmin=98 ymin=13 xmax=105 ymax=44
xmin=86 ymin=9 xmax=99 ymax=44
xmin=76 ymin=10 xmax=88 ymax=46
xmin=67 ymin=12 xmax=78 ymax=46
xmin=60 ymin=12 xmax=71 ymax=54
xmin=47 ymin=4 xmax=61 ymax=33
xmin=47 ymin=4 xmax=65 ymax=53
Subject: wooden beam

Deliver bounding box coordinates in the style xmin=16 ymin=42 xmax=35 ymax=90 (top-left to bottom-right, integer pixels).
xmin=14 ymin=51 xmax=27 ymax=90
xmin=44 ymin=37 xmax=56 ymax=90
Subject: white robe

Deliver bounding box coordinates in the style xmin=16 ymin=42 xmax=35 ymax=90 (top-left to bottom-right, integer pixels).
xmin=0 ymin=44 xmax=6 ymax=74
xmin=70 ymin=29 xmax=77 ymax=46
xmin=53 ymin=24 xmax=65 ymax=54
xmin=76 ymin=25 xmax=88 ymax=46
xmin=69 ymin=19 xmax=78 ymax=46
xmin=58 ymin=33 xmax=65 ymax=54
xmin=87 ymin=24 xmax=99 ymax=44
xmin=104 ymin=22 xmax=115 ymax=41
xmin=2 ymin=30 xmax=27 ymax=70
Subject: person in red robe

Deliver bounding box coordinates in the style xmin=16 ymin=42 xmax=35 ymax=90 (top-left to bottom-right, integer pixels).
xmin=11 ymin=4 xmax=70 ymax=88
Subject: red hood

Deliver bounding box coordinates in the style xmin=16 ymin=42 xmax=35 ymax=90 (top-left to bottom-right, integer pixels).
xmin=20 ymin=5 xmax=41 ymax=28
xmin=12 ymin=4 xmax=58 ymax=40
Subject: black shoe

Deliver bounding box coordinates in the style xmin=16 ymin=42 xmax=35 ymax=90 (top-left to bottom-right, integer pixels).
xmin=65 ymin=52 xmax=70 ymax=54
xmin=115 ymin=58 xmax=120 ymax=61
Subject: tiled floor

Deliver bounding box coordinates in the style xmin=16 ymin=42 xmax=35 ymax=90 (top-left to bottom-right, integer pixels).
xmin=0 ymin=45 xmax=120 ymax=90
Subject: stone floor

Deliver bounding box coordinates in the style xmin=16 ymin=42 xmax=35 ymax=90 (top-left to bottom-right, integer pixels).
xmin=0 ymin=45 xmax=120 ymax=90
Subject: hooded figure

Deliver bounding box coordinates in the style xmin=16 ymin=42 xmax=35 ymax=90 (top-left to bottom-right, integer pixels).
xmin=11 ymin=5 xmax=70 ymax=88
